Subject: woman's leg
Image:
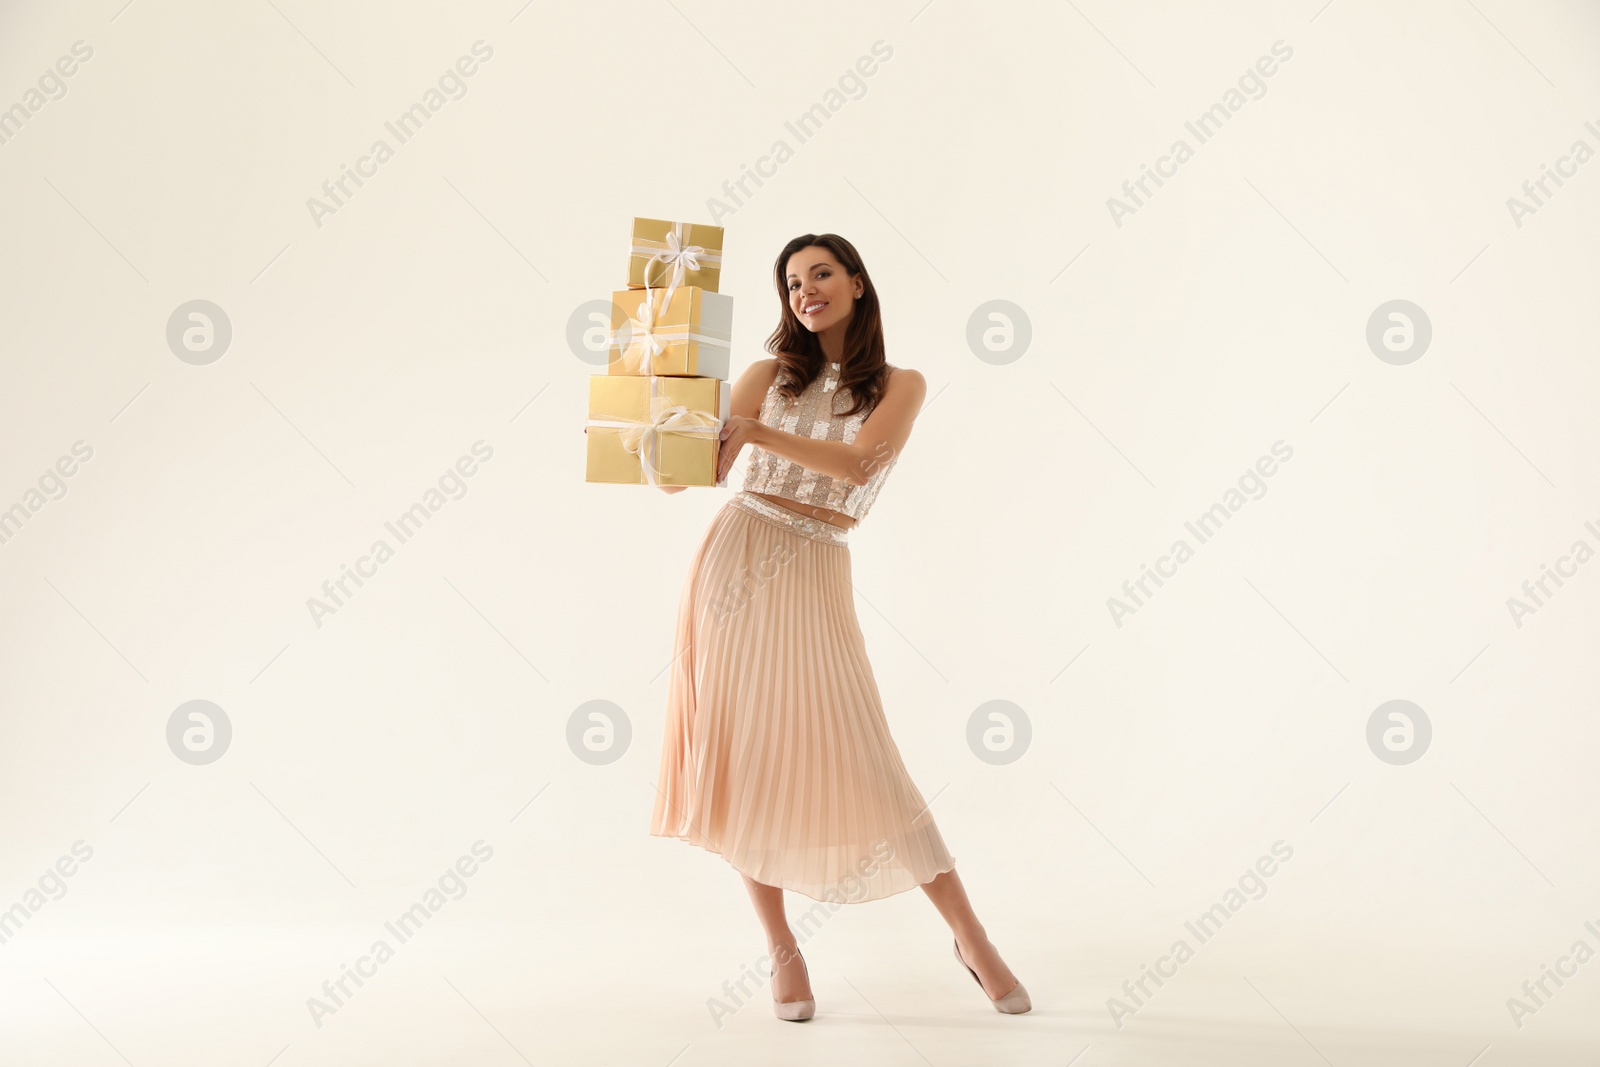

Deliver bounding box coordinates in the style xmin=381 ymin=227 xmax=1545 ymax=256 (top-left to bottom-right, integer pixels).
xmin=919 ymin=868 xmax=1021 ymax=999
xmin=741 ymin=874 xmax=813 ymax=1002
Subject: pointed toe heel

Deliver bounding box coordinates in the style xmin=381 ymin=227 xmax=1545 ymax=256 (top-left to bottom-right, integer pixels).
xmin=773 ymin=997 xmax=816 ymax=1022
xmin=954 ymin=937 xmax=1032 ymax=1015
xmin=771 ymin=949 xmax=816 ymax=1022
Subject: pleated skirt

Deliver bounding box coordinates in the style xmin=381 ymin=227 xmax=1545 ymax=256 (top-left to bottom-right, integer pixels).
xmin=649 ymin=490 xmax=956 ymax=903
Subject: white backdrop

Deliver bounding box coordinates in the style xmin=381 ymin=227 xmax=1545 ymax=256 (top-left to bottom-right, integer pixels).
xmin=2 ymin=1 xmax=1598 ymax=1064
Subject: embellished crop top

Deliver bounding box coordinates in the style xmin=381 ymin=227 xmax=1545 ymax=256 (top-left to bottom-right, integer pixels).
xmin=740 ymin=359 xmax=899 ymax=522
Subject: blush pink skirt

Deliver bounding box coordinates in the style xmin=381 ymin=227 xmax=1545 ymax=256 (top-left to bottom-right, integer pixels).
xmin=649 ymin=490 xmax=956 ymax=903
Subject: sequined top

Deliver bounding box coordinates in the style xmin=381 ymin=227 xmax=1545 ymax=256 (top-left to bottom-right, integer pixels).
xmin=740 ymin=359 xmax=899 ymax=522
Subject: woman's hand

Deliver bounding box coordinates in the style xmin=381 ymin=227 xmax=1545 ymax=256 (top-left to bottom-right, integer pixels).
xmin=716 ymin=415 xmax=760 ymax=484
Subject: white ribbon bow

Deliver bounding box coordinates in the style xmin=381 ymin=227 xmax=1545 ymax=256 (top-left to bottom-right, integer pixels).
xmin=608 ymin=288 xmax=730 ymax=375
xmin=633 ymin=221 xmax=723 ymax=311
xmin=585 ymin=379 xmax=720 ymax=486
xmin=644 ymin=224 xmax=701 ymax=295
xmin=622 ymin=291 xmax=667 ymax=375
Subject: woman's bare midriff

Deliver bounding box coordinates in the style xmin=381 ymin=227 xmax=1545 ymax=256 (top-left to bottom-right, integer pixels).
xmin=748 ymin=491 xmax=857 ymax=530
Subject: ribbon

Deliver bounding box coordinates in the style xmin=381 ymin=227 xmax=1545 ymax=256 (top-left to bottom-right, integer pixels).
xmin=585 ymin=378 xmax=721 ymax=486
xmin=608 ymin=288 xmax=731 ymax=375
xmin=630 ymin=221 xmax=723 ymax=311
xmin=616 ymin=289 xmax=666 ymax=375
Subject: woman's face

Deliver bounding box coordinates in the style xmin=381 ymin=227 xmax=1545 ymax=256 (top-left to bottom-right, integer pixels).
xmin=786 ymin=248 xmax=861 ymax=334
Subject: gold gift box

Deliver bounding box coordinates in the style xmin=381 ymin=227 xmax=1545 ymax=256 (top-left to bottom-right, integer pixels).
xmin=585 ymin=375 xmax=730 ymax=486
xmin=607 ymin=285 xmax=733 ymax=379
xmin=626 ymin=217 xmax=724 ymax=292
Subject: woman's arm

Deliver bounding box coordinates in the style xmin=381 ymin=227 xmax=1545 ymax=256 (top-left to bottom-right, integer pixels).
xmin=746 ymin=367 xmax=927 ymax=486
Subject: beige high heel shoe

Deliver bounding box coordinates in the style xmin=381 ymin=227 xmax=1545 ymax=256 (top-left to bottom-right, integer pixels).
xmin=771 ymin=948 xmax=816 ymax=1022
xmin=954 ymin=937 xmax=1031 ymax=1014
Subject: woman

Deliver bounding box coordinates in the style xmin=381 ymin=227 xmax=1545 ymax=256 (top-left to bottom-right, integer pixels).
xmin=647 ymin=233 xmax=1030 ymax=1021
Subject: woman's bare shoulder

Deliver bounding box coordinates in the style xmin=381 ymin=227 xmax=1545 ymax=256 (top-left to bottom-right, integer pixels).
xmin=884 ymin=365 xmax=926 ymax=395
xmin=746 ymin=357 xmax=783 ymax=385
xmin=730 ymin=358 xmax=784 ymax=420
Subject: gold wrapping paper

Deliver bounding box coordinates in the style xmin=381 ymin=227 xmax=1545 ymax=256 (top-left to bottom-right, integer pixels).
xmin=625 ymin=217 xmax=724 ymax=293
xmin=585 ymin=375 xmax=730 ymax=486
xmin=607 ymin=285 xmax=733 ymax=379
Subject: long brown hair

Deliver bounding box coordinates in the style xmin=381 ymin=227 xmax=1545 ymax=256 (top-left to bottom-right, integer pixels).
xmin=764 ymin=233 xmax=888 ymax=419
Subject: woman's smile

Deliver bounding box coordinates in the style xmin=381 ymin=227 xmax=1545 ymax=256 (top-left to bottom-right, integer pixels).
xmin=788 ymin=253 xmax=858 ymax=332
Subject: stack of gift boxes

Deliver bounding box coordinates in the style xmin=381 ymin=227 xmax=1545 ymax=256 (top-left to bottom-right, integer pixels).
xmin=584 ymin=217 xmax=734 ymax=487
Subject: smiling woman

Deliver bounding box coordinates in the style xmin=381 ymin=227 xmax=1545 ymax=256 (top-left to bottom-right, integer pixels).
xmin=647 ymin=232 xmax=1032 ymax=1021
xmin=721 ymin=238 xmax=920 ymax=530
